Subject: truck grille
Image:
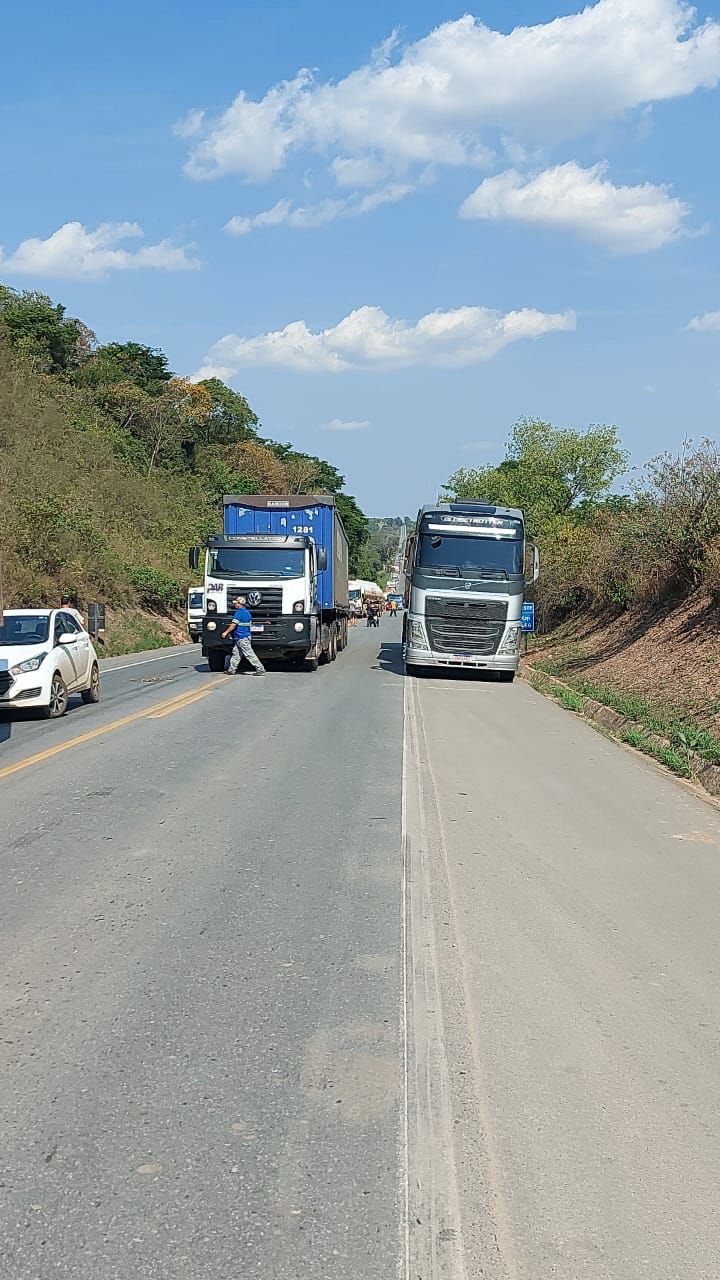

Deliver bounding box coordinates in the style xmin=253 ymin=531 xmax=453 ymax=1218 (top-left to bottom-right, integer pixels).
xmin=424 ymin=597 xmax=508 ymax=656
xmin=244 ymin=588 xmax=283 ymax=619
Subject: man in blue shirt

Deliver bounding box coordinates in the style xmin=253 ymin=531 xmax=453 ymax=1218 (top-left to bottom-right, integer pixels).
xmin=222 ymin=595 xmax=266 ymax=675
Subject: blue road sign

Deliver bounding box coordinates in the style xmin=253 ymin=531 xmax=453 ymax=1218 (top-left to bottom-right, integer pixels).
xmin=521 ymin=602 xmax=535 ymax=633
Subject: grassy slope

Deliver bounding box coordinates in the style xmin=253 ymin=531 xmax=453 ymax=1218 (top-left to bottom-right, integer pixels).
xmin=0 ymin=343 xmax=208 ymax=631
xmin=525 ymin=594 xmax=720 ymax=768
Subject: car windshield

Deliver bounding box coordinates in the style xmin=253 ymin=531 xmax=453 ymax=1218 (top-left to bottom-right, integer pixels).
xmin=0 ymin=614 xmax=50 ymax=646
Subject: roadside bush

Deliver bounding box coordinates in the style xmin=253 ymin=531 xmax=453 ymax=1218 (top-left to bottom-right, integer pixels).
xmin=128 ymin=566 xmax=183 ymax=611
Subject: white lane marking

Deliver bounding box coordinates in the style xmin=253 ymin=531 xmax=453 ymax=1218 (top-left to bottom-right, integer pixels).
xmin=406 ymin=676 xmax=469 ymax=1280
xmin=101 ymin=647 xmax=196 ymax=674
xmin=413 ymin=682 xmax=520 ymax=1280
xmin=400 ymin=676 xmax=411 ymax=1280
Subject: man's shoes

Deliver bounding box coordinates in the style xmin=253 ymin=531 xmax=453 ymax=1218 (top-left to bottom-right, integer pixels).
xmin=254 ymin=669 xmax=266 ymax=676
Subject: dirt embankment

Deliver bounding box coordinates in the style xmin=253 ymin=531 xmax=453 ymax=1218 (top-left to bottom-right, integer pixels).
xmin=528 ymin=594 xmax=720 ymax=731
xmin=95 ymin=606 xmax=189 ymax=657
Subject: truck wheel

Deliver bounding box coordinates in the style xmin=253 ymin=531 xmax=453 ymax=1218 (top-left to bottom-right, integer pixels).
xmin=405 ymin=662 xmax=424 ymax=678
xmin=496 ymin=671 xmax=515 ymax=683
xmin=207 ymin=650 xmax=226 ymax=673
xmin=305 ymin=656 xmax=319 ymax=672
xmin=329 ymin=626 xmax=338 ymax=661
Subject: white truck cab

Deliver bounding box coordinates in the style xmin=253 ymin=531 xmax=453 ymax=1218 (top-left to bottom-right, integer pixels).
xmin=187 ymin=586 xmax=204 ymax=642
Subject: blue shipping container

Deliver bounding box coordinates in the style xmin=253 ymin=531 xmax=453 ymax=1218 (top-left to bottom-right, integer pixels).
xmin=223 ymin=496 xmax=348 ymax=612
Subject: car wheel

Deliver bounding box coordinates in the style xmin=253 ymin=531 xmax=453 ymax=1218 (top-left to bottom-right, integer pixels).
xmin=44 ymin=672 xmax=69 ymax=718
xmin=81 ymin=662 xmax=100 ymax=704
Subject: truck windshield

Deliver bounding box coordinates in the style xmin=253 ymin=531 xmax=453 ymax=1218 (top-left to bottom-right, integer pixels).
xmin=208 ymin=547 xmax=305 ymax=579
xmin=418 ymin=533 xmax=523 ymax=578
xmin=188 ymin=591 xmax=204 ymax=609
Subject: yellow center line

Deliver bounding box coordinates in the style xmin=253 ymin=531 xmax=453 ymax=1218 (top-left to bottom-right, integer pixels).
xmin=0 ymin=680 xmax=223 ymax=782
xmin=147 ymin=687 xmax=214 ymax=718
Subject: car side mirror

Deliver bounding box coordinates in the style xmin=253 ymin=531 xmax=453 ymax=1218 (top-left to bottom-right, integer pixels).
xmin=59 ymin=632 xmax=79 ymax=645
xmin=317 ymin=547 xmax=328 ymax=572
xmin=189 ymin=546 xmax=200 ymax=571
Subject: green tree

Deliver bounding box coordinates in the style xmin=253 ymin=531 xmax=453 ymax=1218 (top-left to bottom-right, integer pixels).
xmin=76 ymin=341 xmax=172 ymax=396
xmin=194 ymin=378 xmax=259 ymax=446
xmin=444 ymin=418 xmax=628 ymax=535
xmin=0 ymin=286 xmax=92 ymax=372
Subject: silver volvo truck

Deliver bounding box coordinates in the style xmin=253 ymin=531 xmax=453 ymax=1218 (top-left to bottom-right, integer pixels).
xmin=402 ymin=502 xmax=538 ymax=681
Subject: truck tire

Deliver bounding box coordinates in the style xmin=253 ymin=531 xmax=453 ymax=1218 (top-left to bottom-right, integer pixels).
xmin=329 ymin=626 xmax=338 ymax=661
xmin=305 ymin=656 xmax=319 ymax=672
xmin=496 ymin=671 xmax=515 ymax=683
xmin=207 ymin=650 xmax=226 ymax=673
xmin=405 ymin=662 xmax=425 ymax=678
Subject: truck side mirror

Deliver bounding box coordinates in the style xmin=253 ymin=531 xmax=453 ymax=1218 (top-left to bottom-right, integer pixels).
xmin=525 ymin=543 xmax=539 ymax=586
xmin=317 ymin=547 xmax=328 ymax=571
xmin=189 ymin=546 xmax=200 ymax=571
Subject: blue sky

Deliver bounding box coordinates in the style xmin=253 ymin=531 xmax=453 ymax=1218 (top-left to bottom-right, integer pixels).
xmin=2 ymin=0 xmax=720 ymax=514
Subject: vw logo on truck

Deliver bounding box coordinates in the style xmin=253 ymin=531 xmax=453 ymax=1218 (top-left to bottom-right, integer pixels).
xmin=247 ymin=591 xmax=262 ymax=606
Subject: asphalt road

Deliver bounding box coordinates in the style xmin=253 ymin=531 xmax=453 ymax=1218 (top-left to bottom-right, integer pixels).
xmin=2 ymin=621 xmax=720 ymax=1278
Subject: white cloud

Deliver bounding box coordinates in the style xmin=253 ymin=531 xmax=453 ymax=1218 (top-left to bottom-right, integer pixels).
xmin=201 ymin=303 xmax=576 ymax=374
xmin=225 ymin=184 xmax=413 ymax=235
xmin=179 ymin=3 xmax=720 ymax=183
xmin=188 ymin=364 xmax=237 ymax=384
xmin=687 ymin=310 xmax=720 ymax=331
xmin=181 ymin=72 xmax=312 ymax=182
xmin=323 ymin=418 xmax=371 ymax=431
xmin=331 ymin=155 xmax=392 ymax=188
xmin=0 ymin=221 xmax=200 ymax=279
xmin=173 ymin=108 xmax=206 ymax=140
xmin=460 ymin=161 xmax=693 ymax=253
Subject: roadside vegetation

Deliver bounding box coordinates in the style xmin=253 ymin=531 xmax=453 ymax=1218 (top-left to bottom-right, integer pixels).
xmin=444 ymin=418 xmax=720 ymax=631
xmin=0 ymin=284 xmax=373 ymax=632
xmin=445 ymin=418 xmax=720 ymax=784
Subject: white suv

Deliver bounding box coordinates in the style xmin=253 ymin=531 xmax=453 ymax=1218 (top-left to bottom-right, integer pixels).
xmin=0 ymin=609 xmax=100 ymax=718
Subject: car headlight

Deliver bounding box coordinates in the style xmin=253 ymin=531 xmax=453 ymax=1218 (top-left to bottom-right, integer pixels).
xmin=498 ymin=626 xmax=520 ymax=654
xmin=206 ymin=599 xmax=217 ymax=613
xmin=409 ymin=620 xmax=429 ymax=650
xmin=11 ymin=652 xmax=47 ymax=675
xmin=292 ymin=601 xmax=305 ymax=614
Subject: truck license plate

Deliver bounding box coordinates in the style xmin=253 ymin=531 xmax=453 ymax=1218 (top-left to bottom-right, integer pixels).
xmin=251 ymin=625 xmax=264 ymax=633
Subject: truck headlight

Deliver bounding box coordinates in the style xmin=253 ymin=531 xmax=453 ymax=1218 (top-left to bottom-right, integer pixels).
xmin=498 ymin=626 xmax=520 ymax=654
xmin=206 ymin=599 xmax=217 ymax=613
xmin=294 ymin=621 xmax=305 ymax=632
xmin=206 ymin=621 xmax=217 ymax=631
xmin=409 ymin=620 xmax=429 ymax=650
xmin=292 ymin=601 xmax=304 ymax=614
xmin=11 ymin=652 xmax=47 ymax=675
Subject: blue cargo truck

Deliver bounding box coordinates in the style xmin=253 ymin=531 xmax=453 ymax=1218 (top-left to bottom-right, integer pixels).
xmin=189 ymin=495 xmax=350 ymax=671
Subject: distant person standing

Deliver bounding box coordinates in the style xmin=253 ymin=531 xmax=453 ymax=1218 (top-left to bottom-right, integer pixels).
xmin=60 ymin=595 xmax=84 ymax=627
xmin=222 ymin=595 xmax=265 ymax=675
